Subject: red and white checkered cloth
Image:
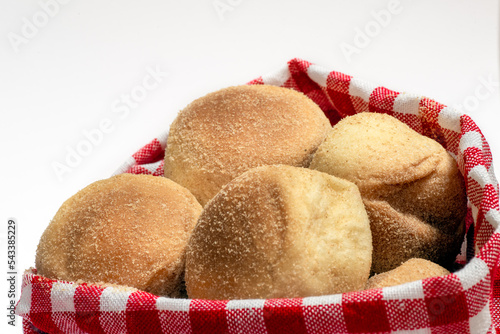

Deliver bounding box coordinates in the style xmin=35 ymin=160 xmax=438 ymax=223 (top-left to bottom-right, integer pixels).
xmin=17 ymin=58 xmax=500 ymax=333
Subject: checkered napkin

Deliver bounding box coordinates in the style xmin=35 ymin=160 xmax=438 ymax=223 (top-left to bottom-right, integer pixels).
xmin=17 ymin=58 xmax=500 ymax=333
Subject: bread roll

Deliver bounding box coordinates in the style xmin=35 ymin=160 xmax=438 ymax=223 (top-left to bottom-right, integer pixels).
xmin=366 ymin=258 xmax=450 ymax=289
xmin=164 ymin=85 xmax=331 ymax=206
xmin=310 ymin=112 xmax=467 ymax=273
xmin=36 ymin=173 xmax=202 ymax=297
xmin=185 ymin=165 xmax=372 ymax=300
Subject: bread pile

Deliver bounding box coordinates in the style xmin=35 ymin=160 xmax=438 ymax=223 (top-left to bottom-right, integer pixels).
xmin=36 ymin=85 xmax=467 ymax=299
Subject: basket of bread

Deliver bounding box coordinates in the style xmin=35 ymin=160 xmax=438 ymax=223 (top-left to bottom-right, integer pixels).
xmin=16 ymin=58 xmax=500 ymax=333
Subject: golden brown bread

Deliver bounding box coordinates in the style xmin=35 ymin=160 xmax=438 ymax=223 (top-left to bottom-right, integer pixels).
xmin=185 ymin=165 xmax=372 ymax=300
xmin=164 ymin=85 xmax=331 ymax=206
xmin=35 ymin=173 xmax=202 ymax=297
xmin=310 ymin=112 xmax=467 ymax=273
xmin=366 ymin=258 xmax=450 ymax=289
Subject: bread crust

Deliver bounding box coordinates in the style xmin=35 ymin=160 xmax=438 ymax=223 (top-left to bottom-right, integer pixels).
xmin=366 ymin=258 xmax=450 ymax=289
xmin=36 ymin=174 xmax=202 ymax=296
xmin=310 ymin=112 xmax=467 ymax=273
xmin=164 ymin=85 xmax=331 ymax=206
xmin=185 ymin=165 xmax=372 ymax=300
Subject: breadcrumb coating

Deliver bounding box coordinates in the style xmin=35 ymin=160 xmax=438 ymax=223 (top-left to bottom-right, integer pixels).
xmin=366 ymin=258 xmax=450 ymax=289
xmin=185 ymin=165 xmax=372 ymax=300
xmin=35 ymin=174 xmax=202 ymax=297
xmin=164 ymin=85 xmax=331 ymax=205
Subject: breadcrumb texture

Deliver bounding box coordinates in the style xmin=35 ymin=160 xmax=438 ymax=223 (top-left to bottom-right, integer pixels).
xmin=185 ymin=165 xmax=372 ymax=300
xmin=164 ymin=85 xmax=332 ymax=206
xmin=35 ymin=174 xmax=202 ymax=297
xmin=366 ymin=258 xmax=450 ymax=289
xmin=310 ymin=112 xmax=467 ymax=274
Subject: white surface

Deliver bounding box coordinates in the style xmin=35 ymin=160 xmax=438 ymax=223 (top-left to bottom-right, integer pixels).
xmin=1 ymin=0 xmax=499 ymax=332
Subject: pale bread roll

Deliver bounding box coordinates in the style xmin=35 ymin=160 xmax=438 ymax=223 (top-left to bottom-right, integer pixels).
xmin=36 ymin=174 xmax=202 ymax=297
xmin=310 ymin=112 xmax=467 ymax=274
xmin=164 ymin=85 xmax=331 ymax=206
xmin=185 ymin=165 xmax=372 ymax=300
xmin=366 ymin=258 xmax=450 ymax=289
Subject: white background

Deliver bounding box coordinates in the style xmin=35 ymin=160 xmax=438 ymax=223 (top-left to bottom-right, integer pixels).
xmin=1 ymin=0 xmax=499 ymax=333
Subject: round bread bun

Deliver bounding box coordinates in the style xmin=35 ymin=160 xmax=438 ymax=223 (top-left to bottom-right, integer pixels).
xmin=310 ymin=112 xmax=467 ymax=274
xmin=36 ymin=173 xmax=202 ymax=297
xmin=185 ymin=165 xmax=372 ymax=300
xmin=164 ymin=85 xmax=332 ymax=206
xmin=366 ymin=258 xmax=450 ymax=289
